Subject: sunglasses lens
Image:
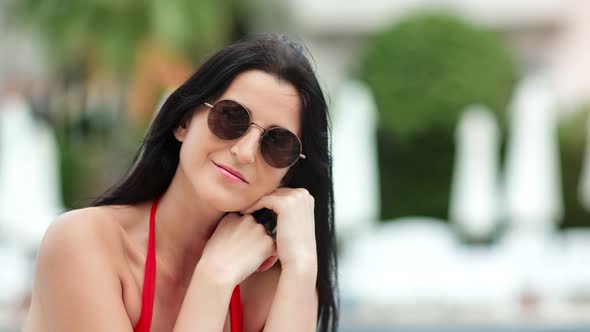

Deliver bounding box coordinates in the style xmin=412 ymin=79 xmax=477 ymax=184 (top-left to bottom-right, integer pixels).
xmin=207 ymin=100 xmax=250 ymax=140
xmin=261 ymin=128 xmax=302 ymax=168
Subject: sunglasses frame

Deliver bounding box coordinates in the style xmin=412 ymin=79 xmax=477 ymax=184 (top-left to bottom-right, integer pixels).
xmin=204 ymin=99 xmax=306 ymax=168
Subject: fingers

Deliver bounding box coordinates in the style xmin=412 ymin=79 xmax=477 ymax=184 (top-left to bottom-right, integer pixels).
xmin=205 ymin=212 xmax=278 ymax=283
xmin=235 ymin=213 xmax=277 ymax=251
xmin=241 ymin=188 xmax=314 ymax=215
xmin=241 ymin=195 xmax=278 ymax=215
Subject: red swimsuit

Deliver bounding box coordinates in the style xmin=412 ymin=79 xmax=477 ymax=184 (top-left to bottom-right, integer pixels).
xmin=133 ymin=197 xmax=243 ymax=332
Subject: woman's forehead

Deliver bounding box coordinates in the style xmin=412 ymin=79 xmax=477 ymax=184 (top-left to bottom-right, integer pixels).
xmin=218 ymin=70 xmax=302 ymax=134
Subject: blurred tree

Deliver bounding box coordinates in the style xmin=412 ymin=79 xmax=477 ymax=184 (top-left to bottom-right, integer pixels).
xmin=359 ymin=13 xmax=517 ymax=223
xmin=9 ymin=0 xmax=244 ymax=208
xmin=12 ymin=0 xmax=233 ymax=74
xmin=11 ymin=0 xmax=241 ymax=126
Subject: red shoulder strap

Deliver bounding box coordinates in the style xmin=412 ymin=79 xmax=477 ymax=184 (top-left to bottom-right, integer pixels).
xmin=134 ymin=197 xmax=242 ymax=332
xmin=229 ymin=285 xmax=243 ymax=332
xmin=133 ymin=197 xmax=159 ymax=332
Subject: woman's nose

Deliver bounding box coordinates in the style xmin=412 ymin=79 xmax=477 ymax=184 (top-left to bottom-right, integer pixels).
xmin=230 ymin=126 xmax=263 ymax=164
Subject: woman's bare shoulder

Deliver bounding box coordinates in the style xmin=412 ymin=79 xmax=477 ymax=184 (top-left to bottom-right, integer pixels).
xmin=35 ymin=204 xmax=150 ymax=288
xmin=40 ymin=206 xmax=127 ymax=257
xmin=26 ymin=207 xmax=138 ymax=331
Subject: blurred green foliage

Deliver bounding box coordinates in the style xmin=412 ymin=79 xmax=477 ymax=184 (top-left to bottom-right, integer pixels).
xmin=8 ymin=0 xmax=248 ymax=208
xmin=360 ymin=13 xmax=517 ymax=222
xmin=53 ymin=109 xmax=145 ymax=208
xmin=376 ymin=126 xmax=455 ymax=219
xmin=362 ymin=13 xmax=516 ymax=136
xmin=11 ymin=0 xmax=235 ymax=74
xmin=559 ymin=107 xmax=590 ymax=229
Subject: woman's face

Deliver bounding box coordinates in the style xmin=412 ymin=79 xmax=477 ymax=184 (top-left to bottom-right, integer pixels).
xmin=174 ymin=69 xmax=302 ymax=212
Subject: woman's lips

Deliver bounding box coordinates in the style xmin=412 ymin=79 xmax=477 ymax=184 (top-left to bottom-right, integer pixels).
xmin=213 ymin=161 xmax=248 ymax=183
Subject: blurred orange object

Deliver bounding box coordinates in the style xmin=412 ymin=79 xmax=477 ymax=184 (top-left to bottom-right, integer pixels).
xmin=127 ymin=38 xmax=193 ymax=128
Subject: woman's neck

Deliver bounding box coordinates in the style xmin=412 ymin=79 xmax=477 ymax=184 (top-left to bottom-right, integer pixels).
xmin=153 ymin=166 xmax=226 ymax=285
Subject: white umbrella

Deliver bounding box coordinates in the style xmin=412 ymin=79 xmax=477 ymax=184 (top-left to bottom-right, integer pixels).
xmin=332 ymin=80 xmax=380 ymax=239
xmin=0 ymin=95 xmax=63 ymax=250
xmin=449 ymin=105 xmax=501 ymax=240
xmin=503 ymin=75 xmax=563 ymax=233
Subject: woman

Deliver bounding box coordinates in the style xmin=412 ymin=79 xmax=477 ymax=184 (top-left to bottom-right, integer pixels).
xmin=22 ymin=34 xmax=338 ymax=332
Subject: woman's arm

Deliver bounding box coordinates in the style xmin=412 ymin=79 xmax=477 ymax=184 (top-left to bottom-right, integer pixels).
xmin=34 ymin=213 xmax=135 ymax=332
xmin=171 ymin=212 xmax=277 ymax=332
xmin=172 ymin=261 xmax=234 ymax=332
xmin=240 ymin=188 xmax=320 ymax=332
xmin=261 ymin=264 xmax=318 ymax=332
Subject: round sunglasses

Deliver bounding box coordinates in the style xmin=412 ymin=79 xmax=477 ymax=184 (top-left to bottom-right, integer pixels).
xmin=204 ymin=99 xmax=306 ymax=168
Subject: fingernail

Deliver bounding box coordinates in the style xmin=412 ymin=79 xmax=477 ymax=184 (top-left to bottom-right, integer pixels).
xmin=257 ymin=256 xmax=276 ymax=272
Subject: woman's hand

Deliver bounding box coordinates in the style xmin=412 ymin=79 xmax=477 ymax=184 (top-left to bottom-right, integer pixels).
xmin=198 ymin=212 xmax=277 ymax=287
xmin=241 ymin=188 xmax=317 ymax=275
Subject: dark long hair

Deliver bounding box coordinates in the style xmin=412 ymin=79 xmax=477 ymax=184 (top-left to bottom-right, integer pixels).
xmin=91 ymin=34 xmax=338 ymax=332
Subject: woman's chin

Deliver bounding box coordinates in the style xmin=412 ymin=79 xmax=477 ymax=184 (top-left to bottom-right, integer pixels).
xmin=205 ymin=196 xmax=249 ymax=214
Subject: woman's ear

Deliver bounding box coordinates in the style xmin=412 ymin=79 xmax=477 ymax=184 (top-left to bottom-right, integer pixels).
xmin=174 ymin=111 xmax=197 ymax=142
xmin=173 ymin=123 xmax=187 ymax=142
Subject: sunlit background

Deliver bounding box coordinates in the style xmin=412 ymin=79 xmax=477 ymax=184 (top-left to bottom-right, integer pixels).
xmin=2 ymin=0 xmax=590 ymax=331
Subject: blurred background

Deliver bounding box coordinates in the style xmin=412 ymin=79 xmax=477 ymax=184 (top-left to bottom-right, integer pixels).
xmin=1 ymin=0 xmax=590 ymax=331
